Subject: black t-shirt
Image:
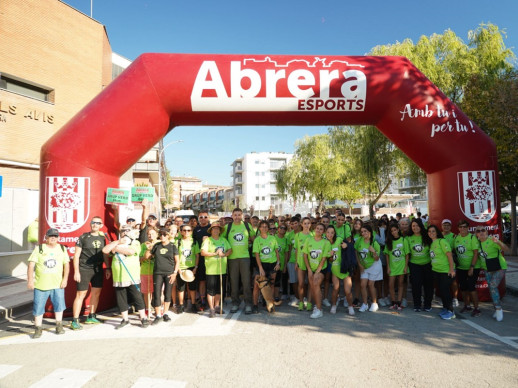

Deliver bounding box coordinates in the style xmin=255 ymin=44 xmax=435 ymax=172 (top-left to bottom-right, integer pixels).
xmin=151 ymin=242 xmax=178 ymax=274
xmin=75 ymin=233 xmax=106 ymax=269
xmin=139 ymin=225 xmax=149 ymax=244
xmin=193 ymin=224 xmax=210 ymax=247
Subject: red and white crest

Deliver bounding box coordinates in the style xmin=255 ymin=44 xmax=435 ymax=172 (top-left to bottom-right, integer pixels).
xmin=45 ymin=176 xmax=90 ymax=233
xmin=457 ymin=170 xmax=496 ymax=222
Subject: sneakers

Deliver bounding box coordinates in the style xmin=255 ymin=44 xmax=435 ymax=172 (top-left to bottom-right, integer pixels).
xmin=397 ymin=305 xmax=403 ymax=311
xmin=359 ymin=303 xmax=369 ymax=312
xmin=369 ymin=303 xmax=379 ymax=312
xmin=348 ymin=306 xmax=355 ymax=316
xmin=252 ymin=305 xmax=259 ymax=314
xmin=378 ymin=298 xmax=387 ymax=307
xmin=151 ymin=316 xmax=162 ymax=325
xmin=440 ymin=310 xmax=455 ymax=320
xmin=70 ymin=320 xmax=82 ymax=331
xmin=492 ymin=310 xmax=497 ymax=319
xmin=163 ymin=314 xmax=171 ymax=322
xmin=352 ymin=298 xmax=360 ymax=307
xmin=390 ymin=303 xmax=397 ymax=310
xmin=401 ymin=298 xmax=408 ymax=308
xmin=423 ymin=307 xmax=432 ymax=312
xmin=452 ymin=298 xmax=459 ymax=308
xmin=438 ymin=308 xmax=448 ymax=316
xmin=471 ymin=308 xmax=481 ymax=317
xmin=230 ymin=305 xmax=239 ymax=314
xmin=310 ymin=308 xmax=323 ymax=319
xmin=141 ymin=318 xmax=150 ymax=328
xmin=85 ymin=314 xmax=101 ymax=324
xmin=306 ymin=302 xmax=313 ymax=311
xmin=298 ymin=301 xmax=305 ymax=311
xmin=343 ymin=299 xmax=349 ymax=308
xmin=322 ymin=298 xmax=331 ymax=307
xmin=414 ymin=308 xmax=421 ymax=312
xmin=330 ymin=305 xmax=337 ymax=314
xmin=245 ymin=305 xmax=252 ymax=315
xmin=115 ymin=320 xmax=130 ymax=330
xmin=209 ymin=309 xmax=215 ymax=318
xmin=215 ymin=307 xmax=225 ymax=314
xmin=495 ymin=308 xmax=503 ymax=322
xmin=33 ymin=326 xmax=43 ymax=339
xmin=289 ymin=297 xmax=299 ymax=307
xmin=55 ymin=322 xmax=65 ymax=335
xmin=460 ymin=305 xmax=473 ymax=314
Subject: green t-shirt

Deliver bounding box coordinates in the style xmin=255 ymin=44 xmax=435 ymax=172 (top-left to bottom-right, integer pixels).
xmin=443 ymin=232 xmax=455 ymax=249
xmin=28 ymin=244 xmax=69 ymax=290
xmin=112 ymin=240 xmax=141 ymax=286
xmin=404 ymin=235 xmax=431 ymax=265
xmin=384 ymin=237 xmax=407 ymax=276
xmin=275 ymin=235 xmax=289 ymax=270
xmin=225 ymin=222 xmax=252 ymax=260
xmin=295 ymin=231 xmax=314 ymax=270
xmin=354 ymin=238 xmax=381 ymax=269
xmin=330 ymin=237 xmax=348 ymax=279
xmin=303 ymin=237 xmax=331 ymax=272
xmin=253 ymin=235 xmax=279 ymax=264
xmin=286 ymin=230 xmax=297 ymax=264
xmin=430 ymin=238 xmax=453 ymax=273
xmin=352 ymin=232 xmax=361 ymax=243
xmin=139 ymin=242 xmax=155 ymax=276
xmin=335 ymin=223 xmax=352 ymax=241
xmin=201 ymin=236 xmax=231 ymax=275
xmin=177 ymin=238 xmax=200 ymax=269
xmin=454 ymin=234 xmax=480 ymax=270
xmin=478 ymin=239 xmax=507 ymax=271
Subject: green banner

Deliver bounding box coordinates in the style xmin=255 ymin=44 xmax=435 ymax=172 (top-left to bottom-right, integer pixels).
xmin=131 ymin=186 xmax=155 ymax=202
xmin=106 ymin=188 xmax=130 ymax=205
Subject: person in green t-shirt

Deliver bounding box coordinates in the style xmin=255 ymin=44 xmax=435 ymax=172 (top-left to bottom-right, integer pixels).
xmin=326 ymin=226 xmax=354 ymax=316
xmin=27 ymin=228 xmax=70 ymax=339
xmin=201 ymin=221 xmax=232 ymax=318
xmin=140 ymin=227 xmax=158 ymax=317
xmin=454 ymin=220 xmax=481 ymax=316
xmin=273 ymin=224 xmax=289 ymax=302
xmin=351 ymin=218 xmax=364 ymax=306
xmin=303 ymin=223 xmax=331 ymax=319
xmin=103 ymin=226 xmax=150 ymax=329
xmin=286 ymin=216 xmax=301 ymax=305
xmin=295 ymin=217 xmax=314 ymax=311
xmin=384 ymin=224 xmax=407 ymax=310
xmin=476 ymin=226 xmax=509 ymax=322
xmin=354 ymin=224 xmax=382 ymax=313
xmin=428 ymin=225 xmax=456 ymax=320
xmin=441 ymin=219 xmax=459 ymax=308
xmin=176 ymin=224 xmax=200 ymax=314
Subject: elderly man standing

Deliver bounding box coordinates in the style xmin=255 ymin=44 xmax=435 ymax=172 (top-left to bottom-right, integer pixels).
xmin=27 ymin=228 xmax=70 ymax=338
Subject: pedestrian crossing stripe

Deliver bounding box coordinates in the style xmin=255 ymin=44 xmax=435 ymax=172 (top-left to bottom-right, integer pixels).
xmin=0 ymin=364 xmax=21 ymax=379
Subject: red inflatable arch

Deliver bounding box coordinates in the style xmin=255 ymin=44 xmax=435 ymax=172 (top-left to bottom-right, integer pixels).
xmin=39 ymin=54 xmax=501 ymax=310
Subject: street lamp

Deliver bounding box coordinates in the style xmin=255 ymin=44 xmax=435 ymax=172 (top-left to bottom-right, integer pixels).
xmin=158 ymin=140 xmax=183 ymax=218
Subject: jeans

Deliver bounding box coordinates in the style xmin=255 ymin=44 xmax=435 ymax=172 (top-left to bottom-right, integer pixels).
xmin=434 ymin=272 xmax=453 ymax=311
xmin=228 ymin=257 xmax=252 ymax=306
xmin=485 ymin=269 xmax=506 ymax=308
xmin=33 ymin=288 xmax=66 ymax=316
xmin=409 ymin=262 xmax=433 ymax=309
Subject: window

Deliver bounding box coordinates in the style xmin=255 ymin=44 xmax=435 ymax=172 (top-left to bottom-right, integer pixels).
xmin=0 ymin=73 xmax=54 ymax=103
xmin=255 ymin=172 xmax=260 ymax=176
xmin=270 ymin=159 xmax=286 ymax=169
xmin=256 ymin=196 xmax=259 ymax=200
xmin=255 ymin=184 xmax=259 ymax=188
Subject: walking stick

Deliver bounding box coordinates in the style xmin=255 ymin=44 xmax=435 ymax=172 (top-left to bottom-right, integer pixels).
xmin=219 ymin=251 xmax=223 ymax=315
xmin=115 ymin=252 xmax=140 ymax=292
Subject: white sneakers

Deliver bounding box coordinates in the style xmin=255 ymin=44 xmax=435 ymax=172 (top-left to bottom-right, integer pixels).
xmin=359 ymin=302 xmax=379 ymax=312
xmin=322 ymin=298 xmax=331 ymax=307
xmin=401 ymin=298 xmax=408 ymax=308
xmin=330 ymin=305 xmax=337 ymax=314
xmin=359 ymin=303 xmax=369 ymax=312
xmin=378 ymin=298 xmax=387 ymax=307
xmin=343 ymin=298 xmax=349 ymax=307
xmin=495 ymin=308 xmax=504 ymax=322
xmin=369 ymin=303 xmax=379 ymax=312
xmin=310 ymin=308 xmax=323 ymax=319
xmin=348 ymin=306 xmax=355 ymax=316
xmin=452 ymin=298 xmax=459 ymax=308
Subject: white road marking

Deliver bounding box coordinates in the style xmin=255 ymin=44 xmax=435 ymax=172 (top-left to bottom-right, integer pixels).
xmin=462 ymin=320 xmax=518 ymax=350
xmin=28 ymin=368 xmax=96 ymax=388
xmin=0 ymin=364 xmax=21 ymax=379
xmin=131 ymin=377 xmax=187 ymax=388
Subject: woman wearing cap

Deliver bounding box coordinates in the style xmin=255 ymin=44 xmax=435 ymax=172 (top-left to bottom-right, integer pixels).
xmin=144 ymin=228 xmax=179 ymax=325
xmin=405 ymin=218 xmax=433 ymax=312
xmin=201 ymin=222 xmax=232 ymax=318
xmin=454 ymin=220 xmax=481 ymax=316
xmin=27 ymin=228 xmax=70 ymax=338
xmin=176 ymin=224 xmax=200 ymax=313
xmin=140 ymin=227 xmax=158 ymax=317
xmin=476 ymin=227 xmax=509 ymax=321
xmin=428 ymin=225 xmax=456 ymax=320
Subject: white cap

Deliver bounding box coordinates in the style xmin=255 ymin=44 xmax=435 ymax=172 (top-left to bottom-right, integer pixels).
xmin=441 ymin=219 xmax=452 ymax=224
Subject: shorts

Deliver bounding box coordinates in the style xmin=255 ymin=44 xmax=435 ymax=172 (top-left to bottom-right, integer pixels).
xmin=197 ymin=256 xmax=207 ymax=282
xmin=33 ymin=288 xmax=66 ymax=316
xmin=360 ymin=259 xmax=383 ymax=282
xmin=457 ymin=268 xmax=480 ymax=292
xmin=176 ymin=267 xmax=198 ymax=292
xmin=287 ymin=262 xmax=298 ymax=283
xmin=254 ymin=262 xmax=277 ymax=278
xmin=206 ymin=274 xmax=227 ymax=296
xmin=140 ymin=274 xmax=153 ymax=294
xmin=77 ymin=266 xmax=104 ymax=291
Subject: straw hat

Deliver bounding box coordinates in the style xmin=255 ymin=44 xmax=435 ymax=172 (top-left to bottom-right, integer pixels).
xmin=208 ymin=221 xmax=223 ymax=234
xmin=180 ymin=269 xmax=195 ymax=282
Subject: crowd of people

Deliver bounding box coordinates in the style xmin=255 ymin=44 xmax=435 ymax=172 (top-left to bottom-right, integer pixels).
xmin=27 ymin=204 xmax=510 ymax=338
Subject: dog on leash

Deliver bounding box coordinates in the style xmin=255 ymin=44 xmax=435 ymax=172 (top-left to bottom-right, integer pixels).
xmin=255 ymin=275 xmax=282 ymax=313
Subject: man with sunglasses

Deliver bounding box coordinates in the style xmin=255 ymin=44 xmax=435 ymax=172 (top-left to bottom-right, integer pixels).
xmin=193 ymin=210 xmax=211 ymax=310
xmin=71 ymin=216 xmax=108 ymax=330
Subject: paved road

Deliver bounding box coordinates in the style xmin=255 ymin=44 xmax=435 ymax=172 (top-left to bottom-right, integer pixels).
xmin=0 ymin=292 xmax=517 ymax=388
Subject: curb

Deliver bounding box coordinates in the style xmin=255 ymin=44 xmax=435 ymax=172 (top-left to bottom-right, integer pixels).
xmin=506 ymin=285 xmax=518 ymax=298
xmin=0 ymin=301 xmax=32 ymax=324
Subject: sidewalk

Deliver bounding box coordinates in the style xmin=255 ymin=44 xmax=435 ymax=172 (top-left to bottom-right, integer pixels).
xmin=1 ymin=256 xmax=518 ymax=323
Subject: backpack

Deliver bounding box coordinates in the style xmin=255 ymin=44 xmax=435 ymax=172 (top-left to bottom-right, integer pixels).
xmin=39 ymin=244 xmax=66 ymax=254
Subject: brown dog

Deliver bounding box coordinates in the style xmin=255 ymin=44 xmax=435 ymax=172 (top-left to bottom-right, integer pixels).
xmin=255 ymin=275 xmax=282 ymax=313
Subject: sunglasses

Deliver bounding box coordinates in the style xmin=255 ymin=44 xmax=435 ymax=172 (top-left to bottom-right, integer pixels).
xmin=280 ymin=227 xmax=287 ymax=230
xmin=181 ymin=229 xmax=192 ymax=232
xmin=91 ymin=221 xmax=102 ymax=225
xmin=476 ymin=229 xmax=486 ymax=233
xmin=199 ymin=216 xmax=208 ymax=219
xmin=127 ymin=218 xmax=135 ymax=222
xmin=269 ymin=228 xmax=277 ymax=230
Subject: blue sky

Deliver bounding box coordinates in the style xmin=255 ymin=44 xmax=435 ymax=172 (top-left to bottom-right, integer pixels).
xmin=64 ymin=0 xmax=518 ymax=186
